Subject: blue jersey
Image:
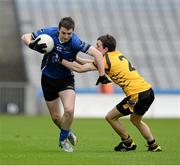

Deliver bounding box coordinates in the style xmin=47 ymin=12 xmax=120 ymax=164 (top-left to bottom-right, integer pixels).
xmin=32 ymin=27 xmax=91 ymax=79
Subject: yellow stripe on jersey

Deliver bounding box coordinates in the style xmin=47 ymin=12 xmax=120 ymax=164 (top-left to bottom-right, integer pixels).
xmin=104 ymin=51 xmax=151 ymax=96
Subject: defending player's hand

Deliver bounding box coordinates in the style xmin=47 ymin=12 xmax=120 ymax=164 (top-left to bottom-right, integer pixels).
xmin=29 ymin=38 xmax=47 ymax=53
xmin=96 ymin=75 xmax=111 ymax=85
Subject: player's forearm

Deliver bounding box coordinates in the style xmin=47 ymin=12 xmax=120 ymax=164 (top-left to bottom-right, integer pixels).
xmin=94 ymin=55 xmax=105 ymax=76
xmin=76 ymin=56 xmax=94 ymax=65
xmin=87 ymin=46 xmax=105 ymax=76
xmin=61 ymin=59 xmax=94 ymax=73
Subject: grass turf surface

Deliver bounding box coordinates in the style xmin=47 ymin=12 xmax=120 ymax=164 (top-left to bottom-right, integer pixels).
xmin=0 ymin=115 xmax=180 ymax=165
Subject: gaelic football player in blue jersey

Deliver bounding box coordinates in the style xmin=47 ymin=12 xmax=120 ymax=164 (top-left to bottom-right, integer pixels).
xmin=21 ymin=17 xmax=110 ymax=152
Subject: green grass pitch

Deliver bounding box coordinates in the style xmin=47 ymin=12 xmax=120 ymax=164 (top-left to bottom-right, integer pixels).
xmin=0 ymin=115 xmax=180 ymax=165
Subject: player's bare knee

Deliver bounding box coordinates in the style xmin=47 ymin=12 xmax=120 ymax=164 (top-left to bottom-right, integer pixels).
xmin=51 ymin=114 xmax=61 ymax=124
xmin=105 ymin=112 xmax=112 ymax=123
xmin=64 ymin=107 xmax=74 ymax=118
xmin=64 ymin=112 xmax=73 ymax=121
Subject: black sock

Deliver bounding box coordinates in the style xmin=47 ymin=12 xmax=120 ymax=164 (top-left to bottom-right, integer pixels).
xmin=122 ymin=135 xmax=132 ymax=147
xmin=147 ymin=139 xmax=156 ymax=147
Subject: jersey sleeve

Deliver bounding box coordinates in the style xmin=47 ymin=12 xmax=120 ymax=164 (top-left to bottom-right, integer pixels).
xmin=31 ymin=27 xmax=56 ymax=39
xmin=72 ymin=34 xmax=91 ymax=53
xmin=31 ymin=29 xmax=45 ymax=39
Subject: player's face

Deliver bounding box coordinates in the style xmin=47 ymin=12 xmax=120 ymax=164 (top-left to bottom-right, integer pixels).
xmin=59 ymin=27 xmax=73 ymax=43
xmin=96 ymin=40 xmax=108 ymax=56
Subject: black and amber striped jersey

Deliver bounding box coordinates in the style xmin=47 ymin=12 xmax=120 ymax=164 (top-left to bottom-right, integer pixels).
xmin=104 ymin=51 xmax=151 ymax=96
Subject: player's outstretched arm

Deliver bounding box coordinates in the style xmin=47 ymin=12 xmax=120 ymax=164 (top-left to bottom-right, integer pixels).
xmin=86 ymin=46 xmax=111 ymax=85
xmin=76 ymin=56 xmax=94 ymax=65
xmin=86 ymin=46 xmax=105 ymax=76
xmin=61 ymin=57 xmax=111 ymax=84
xmin=61 ymin=58 xmax=96 ymax=73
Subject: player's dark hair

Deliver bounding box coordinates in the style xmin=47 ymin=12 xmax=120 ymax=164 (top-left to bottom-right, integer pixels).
xmin=59 ymin=17 xmax=75 ymax=30
xmin=97 ymin=34 xmax=116 ymax=52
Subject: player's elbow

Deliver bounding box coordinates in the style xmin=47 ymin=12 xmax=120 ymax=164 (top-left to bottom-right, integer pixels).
xmin=21 ymin=33 xmax=32 ymax=45
xmin=21 ymin=34 xmax=26 ymax=42
xmin=21 ymin=34 xmax=29 ymax=45
xmin=87 ymin=46 xmax=103 ymax=58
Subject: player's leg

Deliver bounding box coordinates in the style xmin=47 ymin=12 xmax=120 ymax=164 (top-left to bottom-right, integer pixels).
xmin=41 ymin=75 xmax=75 ymax=152
xmin=131 ymin=88 xmax=161 ymax=151
xmin=130 ymin=114 xmax=161 ymax=151
xmin=105 ymin=107 xmax=128 ymax=138
xmin=130 ymin=114 xmax=154 ymax=141
xmin=46 ymin=97 xmax=74 ymax=152
xmin=46 ymin=98 xmax=75 ymax=153
xmin=41 ymin=74 xmax=62 ymax=129
xmin=59 ymin=89 xmax=75 ymax=130
xmin=58 ymin=89 xmax=76 ymax=152
xmin=105 ymin=106 xmax=136 ymax=151
xmin=46 ymin=98 xmax=61 ymax=129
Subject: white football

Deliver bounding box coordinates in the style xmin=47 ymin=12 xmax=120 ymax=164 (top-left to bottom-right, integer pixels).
xmin=36 ymin=34 xmax=54 ymax=54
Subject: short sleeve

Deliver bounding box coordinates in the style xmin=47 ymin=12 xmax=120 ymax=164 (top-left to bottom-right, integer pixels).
xmin=31 ymin=29 xmax=45 ymax=39
xmin=72 ymin=34 xmax=91 ymax=53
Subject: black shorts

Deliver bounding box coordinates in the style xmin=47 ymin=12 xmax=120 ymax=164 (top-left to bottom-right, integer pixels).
xmin=116 ymin=88 xmax=155 ymax=116
xmin=41 ymin=74 xmax=75 ymax=101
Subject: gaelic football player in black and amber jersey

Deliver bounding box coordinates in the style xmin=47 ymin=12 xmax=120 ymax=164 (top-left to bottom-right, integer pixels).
xmin=60 ymin=34 xmax=161 ymax=152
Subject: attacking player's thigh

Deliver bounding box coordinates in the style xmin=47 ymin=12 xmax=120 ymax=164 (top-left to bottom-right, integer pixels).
xmin=46 ymin=98 xmax=61 ymax=117
xmin=58 ymin=89 xmax=76 ymax=112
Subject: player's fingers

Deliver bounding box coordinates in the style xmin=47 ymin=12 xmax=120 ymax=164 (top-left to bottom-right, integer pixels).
xmin=40 ymin=43 xmax=47 ymax=48
xmin=34 ymin=37 xmax=41 ymax=44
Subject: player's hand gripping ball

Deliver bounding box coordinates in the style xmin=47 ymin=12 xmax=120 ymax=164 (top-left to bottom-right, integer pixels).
xmin=29 ymin=34 xmax=54 ymax=54
xmin=36 ymin=34 xmax=54 ymax=54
